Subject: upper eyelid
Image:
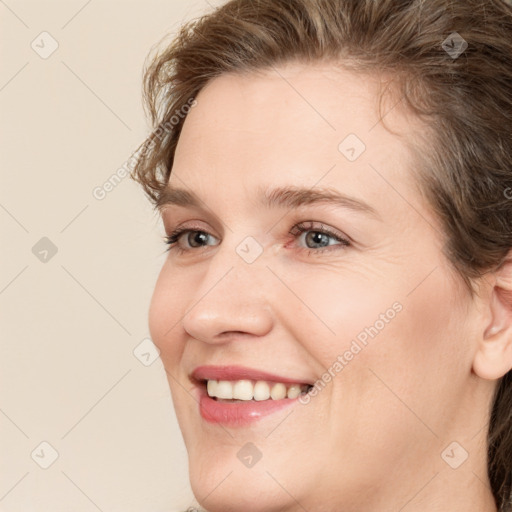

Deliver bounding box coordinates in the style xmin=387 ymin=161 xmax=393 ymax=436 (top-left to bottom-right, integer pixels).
xmin=165 ymin=221 xmax=340 ymax=238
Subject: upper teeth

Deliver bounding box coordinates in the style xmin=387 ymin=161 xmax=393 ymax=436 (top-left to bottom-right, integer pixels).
xmin=206 ymin=379 xmax=309 ymax=401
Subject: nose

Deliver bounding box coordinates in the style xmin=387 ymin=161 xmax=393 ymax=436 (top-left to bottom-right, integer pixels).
xmin=181 ymin=254 xmax=274 ymax=344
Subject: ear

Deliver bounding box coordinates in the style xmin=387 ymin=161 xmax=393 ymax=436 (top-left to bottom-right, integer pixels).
xmin=472 ymin=255 xmax=512 ymax=380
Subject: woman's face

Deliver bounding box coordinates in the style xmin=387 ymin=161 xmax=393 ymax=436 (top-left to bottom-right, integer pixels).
xmin=149 ymin=63 xmax=487 ymax=511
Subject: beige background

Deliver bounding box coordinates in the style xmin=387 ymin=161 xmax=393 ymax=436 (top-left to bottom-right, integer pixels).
xmin=0 ymin=1 xmax=226 ymax=510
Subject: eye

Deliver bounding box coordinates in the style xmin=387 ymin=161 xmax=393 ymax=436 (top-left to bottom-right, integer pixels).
xmin=163 ymin=221 xmax=350 ymax=255
xmin=163 ymin=227 xmax=219 ymax=254
xmin=288 ymin=221 xmax=350 ymax=254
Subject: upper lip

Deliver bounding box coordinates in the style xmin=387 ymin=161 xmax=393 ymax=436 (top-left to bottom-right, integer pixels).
xmin=191 ymin=365 xmax=313 ymax=385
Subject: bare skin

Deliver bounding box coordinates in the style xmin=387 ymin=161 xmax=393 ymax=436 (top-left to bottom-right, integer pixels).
xmin=149 ymin=62 xmax=512 ymax=512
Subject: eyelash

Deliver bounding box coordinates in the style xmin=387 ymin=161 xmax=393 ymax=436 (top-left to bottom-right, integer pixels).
xmin=163 ymin=221 xmax=351 ymax=256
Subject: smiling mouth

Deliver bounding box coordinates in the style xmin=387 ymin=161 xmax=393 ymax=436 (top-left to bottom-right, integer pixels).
xmin=203 ymin=379 xmax=313 ymax=402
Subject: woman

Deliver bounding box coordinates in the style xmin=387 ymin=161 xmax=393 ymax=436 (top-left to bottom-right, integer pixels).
xmin=131 ymin=0 xmax=512 ymax=510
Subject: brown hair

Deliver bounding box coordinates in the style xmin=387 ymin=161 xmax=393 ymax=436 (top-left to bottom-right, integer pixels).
xmin=130 ymin=0 xmax=512 ymax=509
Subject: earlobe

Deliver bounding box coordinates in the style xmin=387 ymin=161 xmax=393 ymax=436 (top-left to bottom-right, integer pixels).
xmin=472 ymin=258 xmax=512 ymax=381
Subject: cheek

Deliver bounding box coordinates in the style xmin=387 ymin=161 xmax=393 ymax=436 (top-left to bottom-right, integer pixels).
xmin=148 ymin=268 xmax=199 ymax=440
xmin=148 ymin=265 xmax=186 ymax=362
xmin=346 ymin=266 xmax=472 ymax=437
xmin=293 ymin=259 xmax=469 ymax=422
xmin=286 ymin=266 xmax=402 ymax=364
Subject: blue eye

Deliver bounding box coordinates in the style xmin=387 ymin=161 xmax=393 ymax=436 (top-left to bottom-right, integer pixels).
xmin=289 ymin=221 xmax=350 ymax=253
xmin=163 ymin=221 xmax=350 ymax=255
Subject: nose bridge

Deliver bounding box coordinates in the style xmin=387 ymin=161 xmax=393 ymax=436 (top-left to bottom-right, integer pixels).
xmin=181 ymin=238 xmax=274 ymax=342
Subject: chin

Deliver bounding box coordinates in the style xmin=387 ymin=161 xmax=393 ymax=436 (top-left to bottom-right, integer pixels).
xmin=187 ymin=447 xmax=295 ymax=512
xmin=190 ymin=472 xmax=286 ymax=512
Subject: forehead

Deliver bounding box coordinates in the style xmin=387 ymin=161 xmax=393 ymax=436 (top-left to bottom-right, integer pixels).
xmin=171 ymin=62 xmax=425 ymax=221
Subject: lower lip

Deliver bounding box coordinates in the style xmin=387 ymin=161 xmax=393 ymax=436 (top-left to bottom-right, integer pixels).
xmin=198 ymin=388 xmax=300 ymax=427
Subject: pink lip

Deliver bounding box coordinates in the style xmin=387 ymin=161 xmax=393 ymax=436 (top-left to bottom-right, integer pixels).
xmin=190 ymin=365 xmax=311 ymax=427
xmin=191 ymin=365 xmax=311 ymax=385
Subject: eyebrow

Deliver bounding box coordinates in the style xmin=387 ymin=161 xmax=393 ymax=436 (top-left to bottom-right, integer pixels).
xmin=156 ymin=184 xmax=381 ymax=219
